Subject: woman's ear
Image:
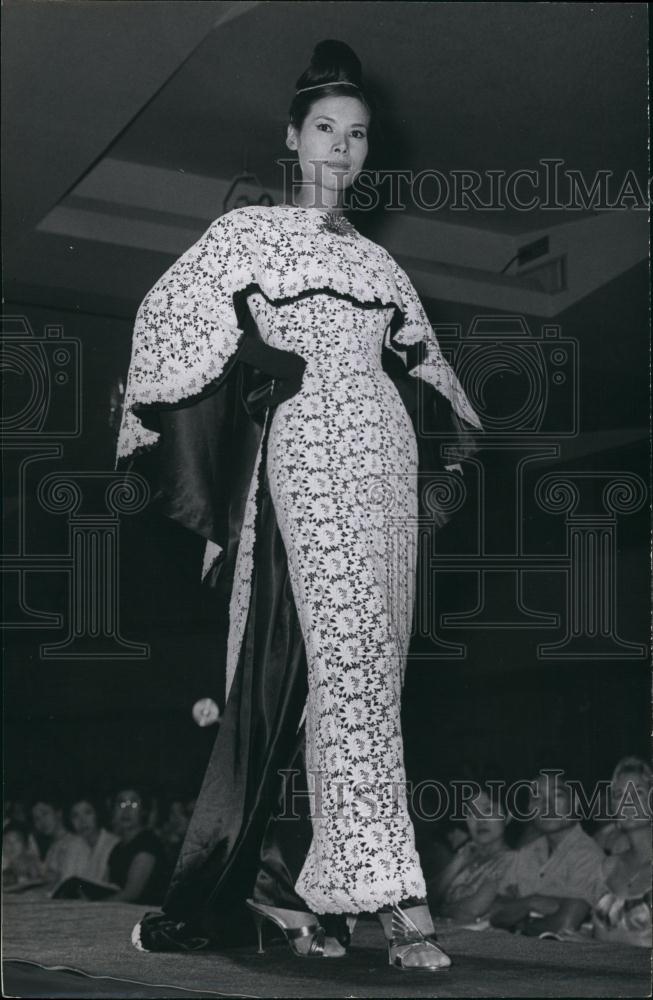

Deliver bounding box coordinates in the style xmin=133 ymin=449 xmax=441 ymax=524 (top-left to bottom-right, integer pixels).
xmin=286 ymin=123 xmax=298 ymax=151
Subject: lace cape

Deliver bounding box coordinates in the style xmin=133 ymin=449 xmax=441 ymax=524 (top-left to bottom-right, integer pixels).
xmin=116 ymin=204 xmax=481 ymax=465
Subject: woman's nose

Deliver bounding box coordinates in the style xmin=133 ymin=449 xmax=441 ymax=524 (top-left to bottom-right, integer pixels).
xmin=332 ymin=137 xmax=348 ymax=153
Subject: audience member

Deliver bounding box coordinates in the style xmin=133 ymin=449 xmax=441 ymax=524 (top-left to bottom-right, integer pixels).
xmin=106 ymin=787 xmax=167 ymax=904
xmin=157 ymin=796 xmax=190 ymax=868
xmin=594 ymin=757 xmax=651 ymax=856
xmin=489 ymin=772 xmax=605 ymax=936
xmin=31 ymin=794 xmax=91 ymax=885
xmin=592 ymin=757 xmax=652 ymax=948
xmin=69 ymin=796 xmax=120 ymax=884
xmin=2 ymin=823 xmax=44 ymax=889
xmin=430 ymin=784 xmax=515 ymax=922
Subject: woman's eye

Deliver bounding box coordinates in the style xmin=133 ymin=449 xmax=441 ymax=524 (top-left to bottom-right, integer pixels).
xmin=351 ymin=130 xmax=367 ymax=139
xmin=316 ymin=123 xmax=332 ymax=132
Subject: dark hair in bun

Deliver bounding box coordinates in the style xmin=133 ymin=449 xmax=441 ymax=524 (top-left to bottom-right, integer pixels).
xmin=289 ymin=39 xmax=373 ymax=129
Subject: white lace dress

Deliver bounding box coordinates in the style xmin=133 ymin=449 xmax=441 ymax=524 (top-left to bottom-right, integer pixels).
xmin=117 ymin=203 xmax=481 ymax=916
xmin=252 ymin=286 xmax=422 ymax=912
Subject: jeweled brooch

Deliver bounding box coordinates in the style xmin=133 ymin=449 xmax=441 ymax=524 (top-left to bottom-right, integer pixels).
xmin=319 ymin=211 xmax=357 ymax=237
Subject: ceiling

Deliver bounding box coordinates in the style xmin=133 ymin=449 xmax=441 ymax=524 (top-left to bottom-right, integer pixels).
xmin=2 ymin=1 xmax=648 ymax=315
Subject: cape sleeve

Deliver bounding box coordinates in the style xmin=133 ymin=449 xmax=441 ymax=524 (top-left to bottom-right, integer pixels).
xmin=115 ymin=209 xmax=257 ymax=466
xmin=382 ymin=258 xmax=484 ymax=468
xmin=114 ymin=208 xmax=306 ymax=584
xmin=387 ymin=257 xmax=483 ymax=437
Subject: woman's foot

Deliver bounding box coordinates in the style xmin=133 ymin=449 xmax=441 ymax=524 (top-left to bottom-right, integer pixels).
xmin=378 ymin=904 xmax=452 ymax=970
xmin=270 ymin=906 xmax=346 ymax=957
xmin=246 ymin=900 xmax=346 ymax=957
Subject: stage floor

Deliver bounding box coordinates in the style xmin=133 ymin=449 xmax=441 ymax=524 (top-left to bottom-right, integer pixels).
xmin=2 ymin=898 xmax=650 ymax=998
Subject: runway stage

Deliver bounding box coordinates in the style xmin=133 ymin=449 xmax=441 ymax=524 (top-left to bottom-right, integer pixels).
xmin=2 ymin=898 xmax=650 ymax=998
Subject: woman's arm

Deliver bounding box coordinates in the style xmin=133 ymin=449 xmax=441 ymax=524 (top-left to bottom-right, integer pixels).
xmin=439 ymin=878 xmax=502 ymax=923
xmin=521 ymin=898 xmax=590 ymax=936
xmin=109 ymin=852 xmax=156 ymax=903
xmin=489 ymin=893 xmax=588 ymax=934
xmin=432 ymin=848 xmax=469 ymax=898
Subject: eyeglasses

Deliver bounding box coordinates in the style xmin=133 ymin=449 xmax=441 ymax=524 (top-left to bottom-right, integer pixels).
xmin=117 ymin=800 xmax=140 ymax=810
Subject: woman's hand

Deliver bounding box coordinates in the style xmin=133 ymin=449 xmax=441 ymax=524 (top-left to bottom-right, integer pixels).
xmin=527 ymin=895 xmax=561 ymax=916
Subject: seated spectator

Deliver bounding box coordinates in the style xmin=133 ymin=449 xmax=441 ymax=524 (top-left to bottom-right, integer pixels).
xmin=106 ymin=787 xmax=167 ymax=904
xmin=157 ymin=796 xmax=190 ymax=868
xmin=510 ymin=817 xmax=543 ymax=849
xmin=592 ymin=757 xmax=651 ymax=948
xmin=594 ymin=756 xmax=651 ymax=857
xmin=4 ymin=799 xmax=29 ymax=829
xmin=489 ymin=772 xmax=605 ymax=936
xmin=430 ymin=783 xmax=515 ymax=923
xmin=444 ymin=819 xmax=470 ymax=853
xmin=4 ymin=799 xmax=42 ymax=860
xmin=2 ymin=823 xmax=44 ymax=889
xmin=69 ymin=796 xmax=120 ymax=884
xmin=31 ymin=794 xmax=91 ymax=885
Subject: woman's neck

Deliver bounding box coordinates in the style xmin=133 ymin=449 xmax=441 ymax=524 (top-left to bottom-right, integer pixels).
xmin=473 ymin=838 xmax=506 ymax=859
xmin=292 ymin=186 xmax=345 ymax=213
xmin=85 ymin=829 xmax=100 ymax=847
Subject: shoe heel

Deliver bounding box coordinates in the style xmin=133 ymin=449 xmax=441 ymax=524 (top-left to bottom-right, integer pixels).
xmin=245 ymin=898 xmax=331 ymax=960
xmin=251 ymin=912 xmax=265 ymax=954
xmin=246 ymin=900 xmax=268 ymax=955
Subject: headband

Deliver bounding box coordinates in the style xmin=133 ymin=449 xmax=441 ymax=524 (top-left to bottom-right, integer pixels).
xmin=295 ymin=81 xmax=361 ymax=95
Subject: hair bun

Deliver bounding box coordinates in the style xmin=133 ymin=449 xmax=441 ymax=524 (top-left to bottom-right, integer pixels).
xmin=296 ymin=38 xmax=363 ymax=90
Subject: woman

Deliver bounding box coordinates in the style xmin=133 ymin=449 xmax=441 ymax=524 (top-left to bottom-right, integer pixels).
xmin=592 ymin=757 xmax=652 ymax=948
xmin=431 ymin=785 xmax=514 ymax=923
xmin=157 ymin=797 xmax=190 ymax=868
xmin=2 ymin=823 xmax=44 ymax=890
xmin=105 ymin=788 xmax=167 ymax=905
xmin=69 ymin=796 xmax=120 ymax=884
xmin=118 ymin=40 xmax=482 ymax=970
xmin=31 ymin=794 xmax=90 ymax=886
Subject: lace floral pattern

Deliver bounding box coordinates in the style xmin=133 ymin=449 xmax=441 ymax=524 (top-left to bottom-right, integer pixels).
xmin=388 ymin=259 xmax=483 ymax=430
xmin=251 ymin=291 xmax=426 ymax=912
xmin=116 ymin=205 xmax=481 ymax=467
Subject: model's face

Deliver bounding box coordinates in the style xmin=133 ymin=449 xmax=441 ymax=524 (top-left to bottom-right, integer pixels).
xmin=611 ymin=772 xmax=651 ymax=831
xmin=113 ymin=789 xmax=144 ymax=835
xmin=287 ymin=95 xmax=369 ymax=196
xmin=70 ymin=800 xmax=98 ymax=838
xmin=31 ymin=802 xmax=61 ymax=837
xmin=464 ymin=791 xmax=508 ymax=847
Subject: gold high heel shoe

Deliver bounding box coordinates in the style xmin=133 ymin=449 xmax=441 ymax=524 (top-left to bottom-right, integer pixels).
xmin=246 ymin=899 xmax=342 ymax=958
xmin=381 ymin=905 xmax=452 ymax=971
